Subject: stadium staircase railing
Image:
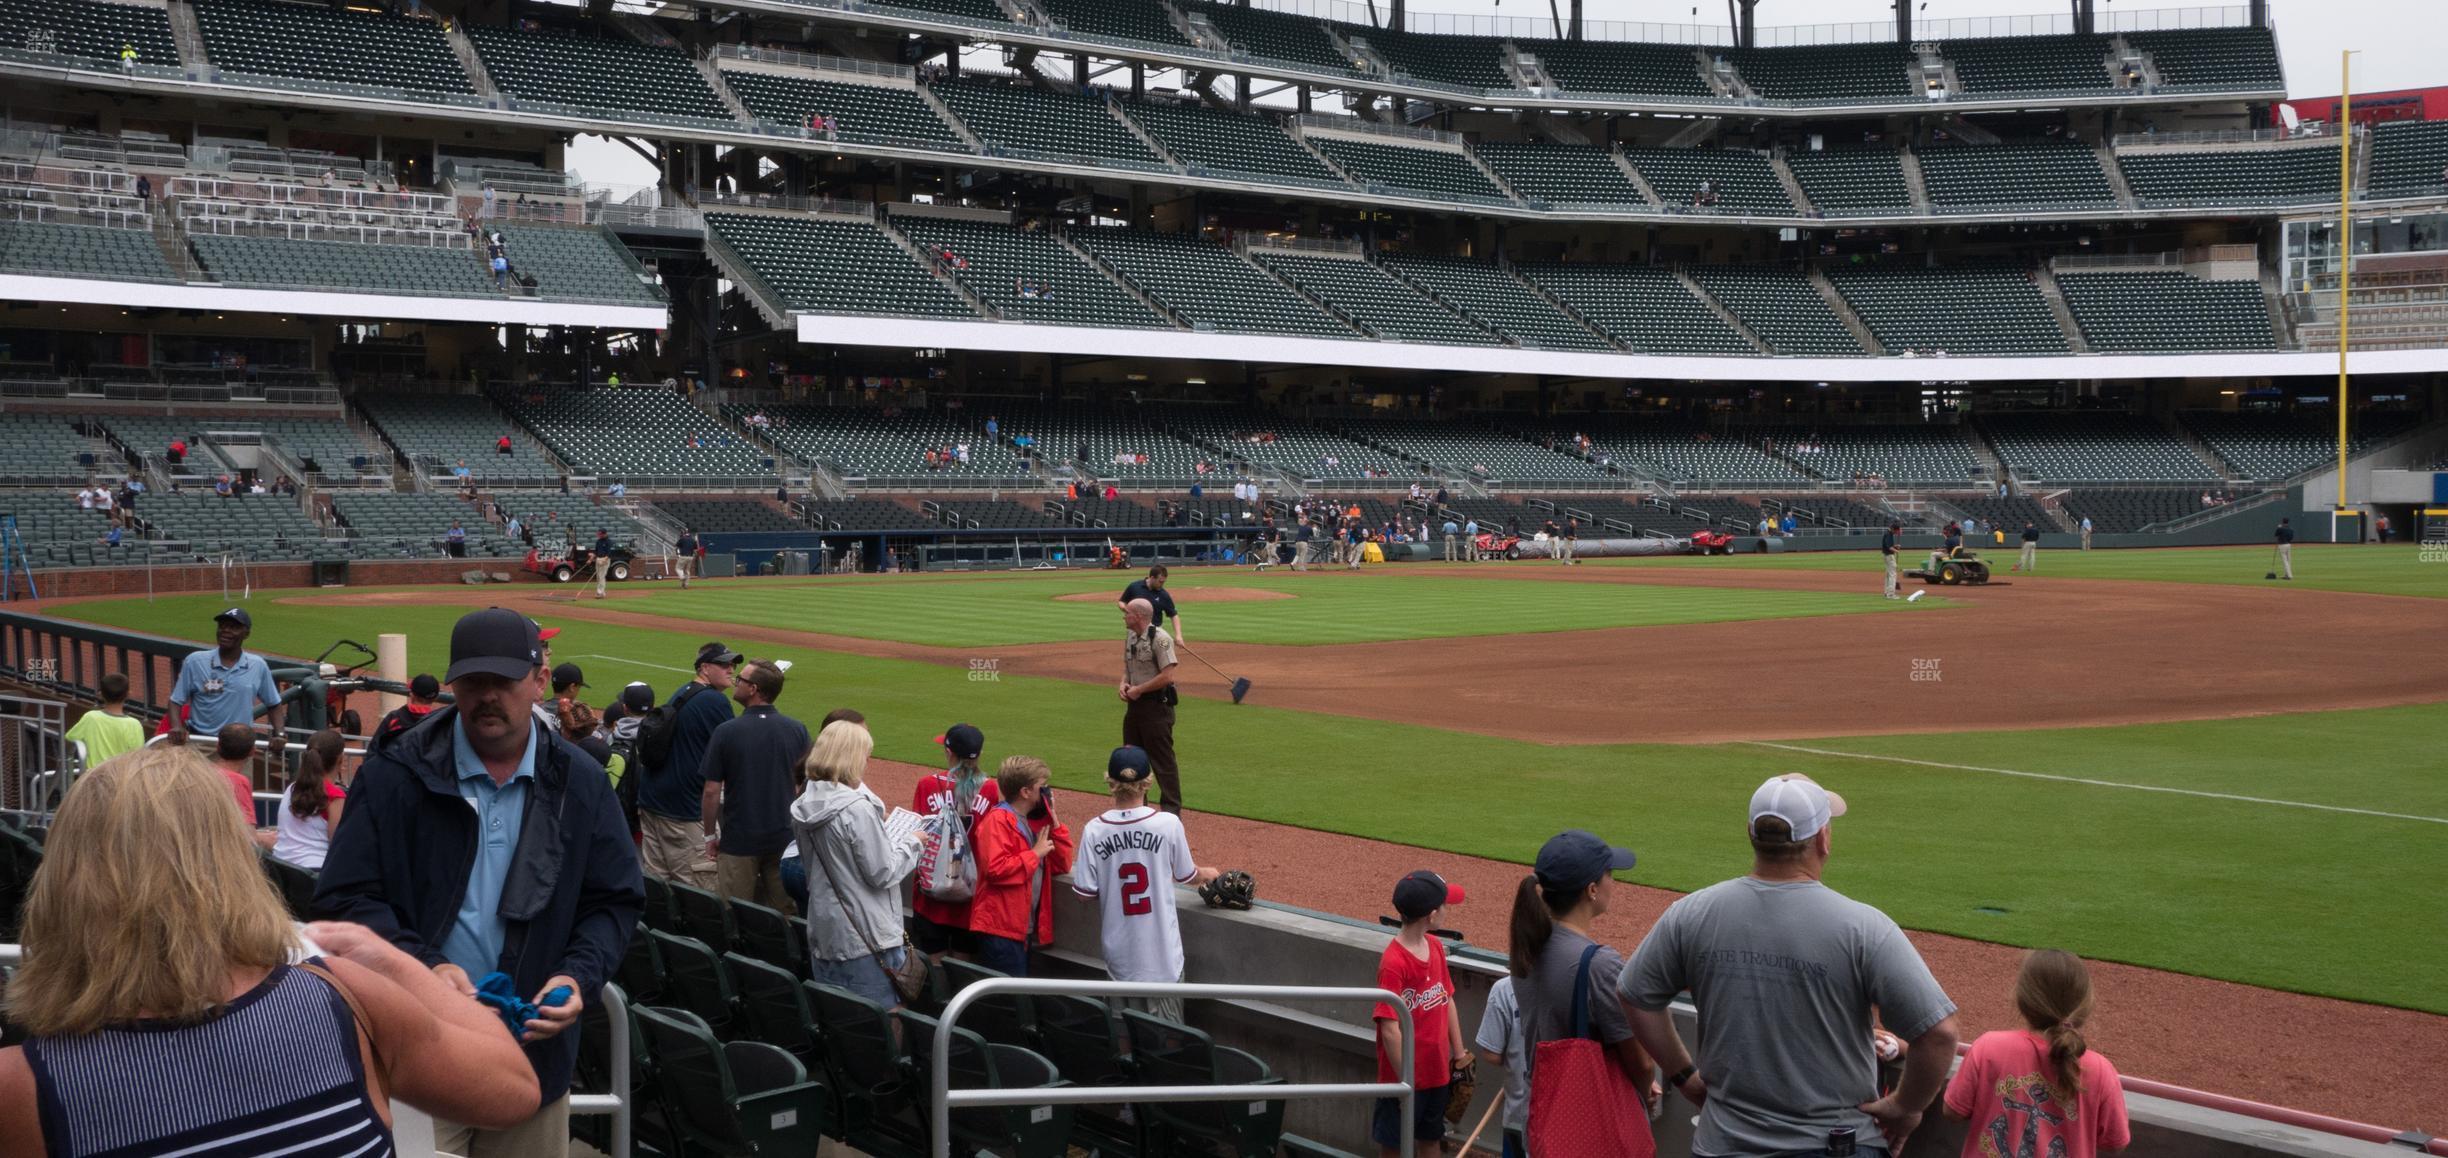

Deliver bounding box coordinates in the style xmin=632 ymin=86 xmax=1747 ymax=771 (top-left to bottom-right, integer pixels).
xmin=930 ymin=977 xmax=1416 ymax=1158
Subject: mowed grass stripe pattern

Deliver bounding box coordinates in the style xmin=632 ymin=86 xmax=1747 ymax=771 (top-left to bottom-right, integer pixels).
xmin=1606 ymin=543 xmax=2444 ymax=599
xmin=53 ymin=591 xmax=2448 ymax=1014
xmin=609 ymin=571 xmax=1913 ymax=647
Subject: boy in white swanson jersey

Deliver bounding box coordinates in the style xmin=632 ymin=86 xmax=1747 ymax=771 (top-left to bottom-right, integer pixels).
xmin=1072 ymin=745 xmax=1220 ymax=1022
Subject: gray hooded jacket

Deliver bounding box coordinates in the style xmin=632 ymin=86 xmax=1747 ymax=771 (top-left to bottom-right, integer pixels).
xmin=791 ymin=780 xmax=921 ymax=963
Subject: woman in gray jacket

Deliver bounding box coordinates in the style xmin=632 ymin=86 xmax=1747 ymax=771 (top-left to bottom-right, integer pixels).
xmin=791 ymin=719 xmax=924 ymax=1008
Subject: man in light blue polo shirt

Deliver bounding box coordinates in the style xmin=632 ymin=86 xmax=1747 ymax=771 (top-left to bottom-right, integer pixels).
xmin=442 ymin=682 xmax=534 ymax=982
xmin=167 ymin=607 xmax=283 ymax=746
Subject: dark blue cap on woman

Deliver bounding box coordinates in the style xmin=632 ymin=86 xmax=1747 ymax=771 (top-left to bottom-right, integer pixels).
xmin=1535 ymin=830 xmax=1637 ymax=890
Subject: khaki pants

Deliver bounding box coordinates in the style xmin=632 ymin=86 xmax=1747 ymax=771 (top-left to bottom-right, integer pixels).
xmin=2019 ymin=542 xmax=2037 ymax=571
xmin=2278 ymin=542 xmax=2293 ymax=579
xmin=1558 ymin=538 xmax=1575 ymax=565
xmin=640 ymin=811 xmax=716 ymax=886
xmin=717 ymin=851 xmax=794 ymax=915
xmin=1122 ymin=697 xmax=1180 ymax=813
xmin=2081 ymin=529 xmax=2093 ymax=550
xmin=1884 ymin=554 xmax=1899 ymax=597
xmin=435 ymin=1093 xmax=570 ymax=1158
xmin=674 ymin=554 xmax=692 ymax=588
xmin=592 ymin=555 xmax=611 ymax=597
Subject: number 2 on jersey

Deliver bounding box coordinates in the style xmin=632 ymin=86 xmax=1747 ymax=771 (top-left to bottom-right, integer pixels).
xmin=1118 ymin=862 xmax=1153 ymax=915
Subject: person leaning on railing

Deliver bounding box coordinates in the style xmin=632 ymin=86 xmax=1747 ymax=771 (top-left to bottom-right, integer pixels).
xmin=0 ymin=746 xmax=541 ymax=1155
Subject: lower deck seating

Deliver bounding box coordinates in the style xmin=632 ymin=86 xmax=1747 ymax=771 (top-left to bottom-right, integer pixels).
xmin=706 ymin=213 xmax=975 ymax=319
xmin=2056 ymin=488 xmax=2223 ymax=533
xmin=1251 ymin=253 xmax=1495 ymax=345
xmin=1978 ymin=413 xmax=2220 ymax=482
xmin=1516 ymin=264 xmax=1753 ymax=355
xmin=1826 ymin=264 xmax=2068 ymax=355
xmin=653 ymin=498 xmax=803 ymax=533
xmin=1071 ymin=228 xmax=1354 ymax=339
xmin=2055 ymin=271 xmax=2275 ymax=353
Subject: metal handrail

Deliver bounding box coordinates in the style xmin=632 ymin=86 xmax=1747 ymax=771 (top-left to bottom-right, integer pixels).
xmin=930 ymin=978 xmax=1414 ymax=1158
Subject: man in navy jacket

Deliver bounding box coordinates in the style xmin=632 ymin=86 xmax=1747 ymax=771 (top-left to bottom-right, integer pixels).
xmin=316 ymin=607 xmax=643 ymax=1156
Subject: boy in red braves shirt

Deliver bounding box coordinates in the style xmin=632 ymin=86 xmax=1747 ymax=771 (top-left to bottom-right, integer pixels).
xmin=1373 ymin=870 xmax=1468 ymax=1157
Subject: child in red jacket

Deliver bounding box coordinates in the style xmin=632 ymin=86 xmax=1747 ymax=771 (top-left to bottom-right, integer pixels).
xmin=970 ymin=754 xmax=1074 ymax=976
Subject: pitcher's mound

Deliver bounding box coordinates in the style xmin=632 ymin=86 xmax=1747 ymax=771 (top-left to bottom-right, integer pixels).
xmin=1055 ymin=586 xmax=1293 ymax=603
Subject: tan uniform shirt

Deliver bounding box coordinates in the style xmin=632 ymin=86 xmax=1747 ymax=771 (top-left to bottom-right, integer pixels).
xmin=1124 ymin=625 xmax=1177 ymax=688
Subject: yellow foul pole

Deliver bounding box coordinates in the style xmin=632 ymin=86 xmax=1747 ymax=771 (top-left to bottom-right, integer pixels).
xmin=2336 ymin=51 xmax=2353 ymax=511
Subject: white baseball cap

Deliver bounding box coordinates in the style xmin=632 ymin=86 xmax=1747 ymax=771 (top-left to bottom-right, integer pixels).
xmin=1749 ymin=773 xmax=1849 ymax=842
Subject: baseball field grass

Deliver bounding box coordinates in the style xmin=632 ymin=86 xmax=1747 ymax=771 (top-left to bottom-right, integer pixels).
xmin=601 ymin=571 xmax=1918 ymax=647
xmin=52 ymin=578 xmax=2447 ymax=1014
xmin=1609 ymin=541 xmax=2445 ymax=598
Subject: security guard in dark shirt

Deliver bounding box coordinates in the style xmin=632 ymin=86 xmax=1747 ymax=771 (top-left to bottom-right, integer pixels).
xmin=1119 ymin=565 xmax=1183 ymax=644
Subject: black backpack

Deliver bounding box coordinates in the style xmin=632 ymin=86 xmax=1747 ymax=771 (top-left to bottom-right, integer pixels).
xmin=630 ymin=683 xmax=709 ymax=782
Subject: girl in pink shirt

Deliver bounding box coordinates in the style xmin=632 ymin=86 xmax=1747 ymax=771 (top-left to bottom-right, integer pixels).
xmin=1944 ymin=949 xmax=2131 ymax=1158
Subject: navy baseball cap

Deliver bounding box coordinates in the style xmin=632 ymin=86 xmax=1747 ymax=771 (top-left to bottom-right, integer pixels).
xmin=937 ymin=723 xmax=984 ymax=761
xmin=445 ymin=607 xmax=543 ymax=683
xmin=1392 ymin=870 xmax=1464 ymax=920
xmin=408 ymin=673 xmax=440 ymax=701
xmin=619 ymin=681 xmax=655 ymax=712
xmin=552 ymin=662 xmax=587 ymax=692
xmin=1534 ymin=830 xmax=1638 ymax=891
xmin=214 ymin=607 xmax=252 ymax=627
xmin=1108 ymin=745 xmax=1152 ymax=783
xmin=696 ymin=641 xmax=742 ymax=668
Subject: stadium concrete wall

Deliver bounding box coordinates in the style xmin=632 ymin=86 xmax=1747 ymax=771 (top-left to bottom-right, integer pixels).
xmin=1042 ymin=888 xmax=2419 ymax=1157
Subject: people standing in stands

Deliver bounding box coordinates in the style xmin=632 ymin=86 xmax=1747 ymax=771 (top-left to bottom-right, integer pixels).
xmin=213 ymin=474 xmax=234 ymax=497
xmin=970 ymin=755 xmax=1073 ymax=976
xmin=699 ymin=659 xmax=808 ymax=915
xmin=1621 ymin=774 xmax=1960 ymax=1158
xmin=209 ymin=724 xmax=269 ymax=838
xmin=271 ymin=729 xmax=349 ymax=871
xmin=1072 ymin=745 xmax=1218 ymax=1020
xmin=64 ymin=672 xmax=143 ymax=768
xmin=1474 ymin=972 xmax=1532 ymax=1158
xmin=793 ymin=718 xmax=924 ymax=1008
xmin=1506 ymin=829 xmax=1652 ymax=1143
xmin=909 ymin=723 xmax=998 ymax=962
xmin=480 ymin=181 xmax=496 ymax=220
xmin=636 ymin=641 xmax=739 ymax=886
xmin=0 ymin=747 xmax=543 ymax=1157
xmin=1942 ymin=950 xmax=2130 ymax=1158
xmin=118 ymin=41 xmax=135 ymax=70
xmin=498 ymin=433 xmax=513 ymax=455
xmin=369 ymin=672 xmax=443 ymax=757
xmin=487 ymin=230 xmax=508 ymax=289
xmin=167 ymin=607 xmax=284 ymax=748
xmin=167 ymin=435 xmax=185 ymax=465
xmin=314 ymin=606 xmax=644 ymax=1157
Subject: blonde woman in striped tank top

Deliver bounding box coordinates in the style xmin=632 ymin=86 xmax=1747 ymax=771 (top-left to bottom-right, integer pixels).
xmin=0 ymin=747 xmax=539 ymax=1157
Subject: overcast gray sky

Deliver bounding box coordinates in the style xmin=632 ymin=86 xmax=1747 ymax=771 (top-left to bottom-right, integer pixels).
xmin=568 ymin=0 xmax=2440 ymax=187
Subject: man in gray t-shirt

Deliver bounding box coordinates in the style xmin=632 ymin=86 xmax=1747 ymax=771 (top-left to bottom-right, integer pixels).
xmin=1620 ymin=774 xmax=1960 ymax=1157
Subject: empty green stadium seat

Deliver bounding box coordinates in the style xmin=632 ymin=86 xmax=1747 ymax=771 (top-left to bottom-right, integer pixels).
xmin=1688 ymin=266 xmax=1863 ymax=356
xmin=1826 ymin=263 xmax=2068 ymax=355
xmin=1122 ymin=97 xmax=1344 ymax=186
xmin=1473 ymin=141 xmax=1647 ymax=207
xmin=892 ymin=214 xmax=1164 ymax=328
xmin=931 ymin=77 xmax=1166 ymax=170
xmin=360 ymin=394 xmax=560 ymax=487
xmin=1360 ymin=30 xmax=1508 ymax=90
xmin=1070 ymin=228 xmax=1354 ymax=338
xmin=1979 ymin=414 xmax=2220 ymax=483
xmin=653 ymin=499 xmax=803 ymax=534
xmin=2126 ymin=27 xmax=2282 ymax=92
xmin=1738 ymin=424 xmax=1978 ymax=486
xmin=497 ymin=225 xmax=665 ymax=306
xmin=1039 ymin=0 xmax=1187 ymax=47
xmin=1731 ymin=43 xmax=1914 ymax=103
xmin=0 ymin=220 xmax=176 ymax=282
xmin=1377 ymin=254 xmax=1613 ymax=351
xmin=2364 ymin=121 xmax=2448 ymax=199
xmin=0 ymin=0 xmax=175 ymax=70
xmin=192 ymin=234 xmax=493 ymax=297
xmin=194 ymin=0 xmax=473 ymax=99
xmin=1252 ymin=253 xmax=1495 ymax=345
xmin=501 ymin=389 xmax=768 ymax=480
xmin=705 ymin=213 xmax=975 ymax=319
xmin=1943 ymin=34 xmax=2115 ymax=96
xmin=1783 ymin=148 xmax=1914 ymax=216
xmin=1621 ymin=146 xmax=1791 ymax=213
xmin=1917 ymin=140 xmax=2117 ymax=212
xmin=1309 ymin=135 xmax=1509 ymax=204
xmin=1177 ymin=0 xmax=1354 ymax=73
xmin=2180 ymin=410 xmax=2425 ymax=480
xmin=1515 ymin=264 xmax=1752 ymax=355
xmin=730 ymin=404 xmax=1020 ymax=484
xmin=2119 ymin=145 xmax=2339 ymax=208
xmin=2055 ymin=270 xmax=2275 ymax=353
xmin=468 ymin=24 xmax=734 ymax=126
xmin=1526 ymin=38 xmax=1712 ymax=100
xmin=722 ymin=70 xmax=966 ymax=151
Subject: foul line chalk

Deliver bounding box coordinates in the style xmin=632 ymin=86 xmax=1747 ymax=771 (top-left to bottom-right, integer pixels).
xmin=1737 ymin=741 xmax=2448 ymax=827
xmin=568 ymin=653 xmax=694 ymax=675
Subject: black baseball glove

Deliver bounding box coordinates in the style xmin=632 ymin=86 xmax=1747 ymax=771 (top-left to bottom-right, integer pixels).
xmin=1199 ymin=869 xmax=1256 ymax=910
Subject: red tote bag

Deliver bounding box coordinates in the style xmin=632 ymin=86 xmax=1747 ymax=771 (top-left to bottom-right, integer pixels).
xmin=1525 ymin=943 xmax=1657 ymax=1158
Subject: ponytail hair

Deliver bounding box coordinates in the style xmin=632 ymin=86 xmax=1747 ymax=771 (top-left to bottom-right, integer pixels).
xmin=950 ymin=756 xmax=984 ymax=812
xmin=1506 ymin=872 xmax=1589 ymax=978
xmin=2013 ymin=948 xmax=2094 ymax=1103
xmin=287 ymin=728 xmax=346 ymax=821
